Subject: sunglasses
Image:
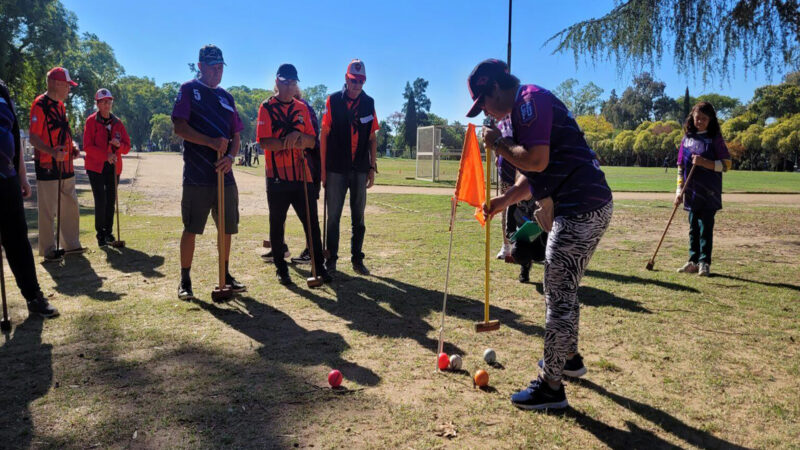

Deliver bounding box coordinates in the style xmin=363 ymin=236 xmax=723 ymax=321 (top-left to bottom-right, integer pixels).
xmin=278 ymin=79 xmax=297 ymax=86
xmin=348 ymin=78 xmax=365 ymax=85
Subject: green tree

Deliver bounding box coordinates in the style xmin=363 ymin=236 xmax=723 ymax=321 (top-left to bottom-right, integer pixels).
xmin=228 ymin=85 xmax=273 ymax=143
xmin=112 ymin=76 xmax=167 ymax=150
xmin=65 ymin=33 xmax=125 ymax=119
xmin=376 ymin=120 xmax=391 ymax=156
xmin=547 ymin=0 xmax=800 ymax=81
xmin=402 ymin=82 xmax=418 ymax=150
xmin=748 ymin=82 xmax=800 ymax=121
xmin=613 ymin=130 xmax=636 ymax=165
xmin=555 ymin=79 xmax=605 ymax=115
xmin=149 ymin=113 xmax=181 ymax=151
xmin=695 ymin=93 xmax=741 ymax=119
xmin=602 ymin=73 xmax=674 ymax=128
xmin=633 ymin=128 xmax=659 ymax=166
xmin=301 ymin=84 xmax=327 ymax=119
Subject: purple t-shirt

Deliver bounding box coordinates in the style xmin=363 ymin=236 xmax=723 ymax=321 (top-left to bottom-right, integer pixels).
xmin=677 ymin=132 xmax=730 ymax=212
xmin=172 ymin=79 xmax=243 ymax=186
xmin=498 ymin=84 xmax=612 ymax=217
xmin=0 ymin=96 xmax=17 ymax=178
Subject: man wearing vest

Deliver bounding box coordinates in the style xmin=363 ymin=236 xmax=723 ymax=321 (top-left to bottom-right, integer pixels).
xmin=28 ymin=67 xmax=86 ymax=261
xmin=257 ymin=64 xmax=330 ymax=286
xmin=320 ymin=59 xmax=379 ymax=276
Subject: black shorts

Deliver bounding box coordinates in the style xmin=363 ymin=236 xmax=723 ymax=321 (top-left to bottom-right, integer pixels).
xmin=181 ymin=184 xmax=239 ymax=235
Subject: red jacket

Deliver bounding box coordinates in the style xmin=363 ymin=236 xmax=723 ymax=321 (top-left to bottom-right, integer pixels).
xmin=83 ymin=112 xmax=131 ymax=175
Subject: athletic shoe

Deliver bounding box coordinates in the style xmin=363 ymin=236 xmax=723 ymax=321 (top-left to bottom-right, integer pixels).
xmin=677 ymin=261 xmax=699 ymax=273
xmin=352 ymin=261 xmax=371 ymax=276
xmin=291 ymin=248 xmax=312 ymax=265
xmin=27 ymin=293 xmax=59 ymax=318
xmin=178 ymin=280 xmax=194 ymax=300
xmin=698 ymin=262 xmax=711 ymax=277
xmin=225 ymin=275 xmax=247 ymax=293
xmin=105 ymin=233 xmax=116 ymax=243
xmin=97 ymin=235 xmax=108 ymax=247
xmin=519 ymin=263 xmax=531 ymax=283
xmin=325 ymin=259 xmax=337 ymax=275
xmin=64 ymin=246 xmax=88 ymax=255
xmin=319 ymin=269 xmax=333 ymax=283
xmin=261 ymin=246 xmax=290 ymax=263
xmin=277 ymin=269 xmax=294 ymax=286
xmin=510 ymin=377 xmax=568 ymax=410
xmin=538 ymin=353 xmax=587 ymax=378
xmin=496 ymin=243 xmax=510 ymax=260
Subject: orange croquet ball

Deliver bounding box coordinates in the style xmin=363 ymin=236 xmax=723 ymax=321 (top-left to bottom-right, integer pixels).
xmin=474 ymin=369 xmax=489 ymax=387
xmin=437 ymin=352 xmax=450 ymax=370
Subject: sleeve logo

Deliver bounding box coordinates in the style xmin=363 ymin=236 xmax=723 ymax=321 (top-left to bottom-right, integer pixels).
xmin=520 ymin=101 xmax=536 ymax=124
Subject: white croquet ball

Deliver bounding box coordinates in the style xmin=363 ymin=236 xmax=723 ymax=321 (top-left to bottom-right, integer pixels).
xmin=483 ymin=348 xmax=497 ymax=364
xmin=449 ymin=354 xmax=463 ymax=371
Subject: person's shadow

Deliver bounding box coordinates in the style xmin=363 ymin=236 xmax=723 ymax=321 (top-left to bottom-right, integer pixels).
xmin=287 ymin=269 xmax=545 ymax=357
xmin=586 ymin=269 xmax=700 ymax=294
xmin=710 ymin=273 xmax=799 ymax=293
xmin=570 ymin=379 xmax=749 ymax=449
xmin=100 ymin=246 xmax=165 ymax=279
xmin=0 ymin=316 xmax=53 ymax=447
xmin=193 ymin=295 xmax=380 ymax=387
xmin=531 ymin=282 xmax=652 ymax=314
xmin=41 ymin=254 xmax=122 ymax=302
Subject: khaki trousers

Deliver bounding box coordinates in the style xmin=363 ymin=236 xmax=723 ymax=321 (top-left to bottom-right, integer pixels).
xmin=37 ymin=176 xmax=82 ymax=255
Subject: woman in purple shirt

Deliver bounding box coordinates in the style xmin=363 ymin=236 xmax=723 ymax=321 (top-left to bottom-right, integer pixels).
xmin=466 ymin=59 xmax=613 ymax=411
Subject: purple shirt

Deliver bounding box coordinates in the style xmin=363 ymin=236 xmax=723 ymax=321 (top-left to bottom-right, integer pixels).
xmin=172 ymin=79 xmax=243 ymax=186
xmin=678 ymin=132 xmax=730 ymax=212
xmin=499 ymin=84 xmax=612 ymax=217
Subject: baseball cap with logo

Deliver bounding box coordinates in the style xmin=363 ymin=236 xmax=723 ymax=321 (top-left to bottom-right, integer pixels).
xmin=47 ymin=67 xmax=78 ymax=87
xmin=199 ymin=44 xmax=225 ymax=66
xmin=466 ymin=59 xmax=509 ymax=118
xmin=95 ymin=88 xmax=113 ymax=101
xmin=346 ymin=59 xmax=366 ymax=81
xmin=276 ymin=64 xmax=299 ymax=82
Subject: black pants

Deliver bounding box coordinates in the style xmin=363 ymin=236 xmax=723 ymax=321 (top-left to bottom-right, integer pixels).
xmin=688 ymin=209 xmax=716 ymax=264
xmin=87 ymin=163 xmax=117 ymax=239
xmin=0 ymin=175 xmax=42 ymax=301
xmin=267 ymin=184 xmax=324 ymax=273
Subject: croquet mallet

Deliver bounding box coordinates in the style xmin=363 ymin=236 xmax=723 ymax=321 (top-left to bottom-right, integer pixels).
xmin=109 ymin=139 xmax=125 ymax=248
xmin=646 ymin=164 xmax=697 ymax=270
xmin=211 ymin=151 xmax=233 ymax=302
xmin=300 ymin=152 xmax=323 ymax=288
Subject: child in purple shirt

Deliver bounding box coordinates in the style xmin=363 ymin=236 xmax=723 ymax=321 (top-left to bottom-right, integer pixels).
xmin=674 ymin=102 xmax=731 ymax=276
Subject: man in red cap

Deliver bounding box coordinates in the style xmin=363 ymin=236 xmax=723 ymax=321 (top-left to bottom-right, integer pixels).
xmin=28 ymin=67 xmax=85 ymax=261
xmin=320 ymin=59 xmax=379 ymax=276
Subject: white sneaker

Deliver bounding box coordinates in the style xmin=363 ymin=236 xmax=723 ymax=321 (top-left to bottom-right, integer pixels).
xmin=677 ymin=261 xmax=698 ymax=273
xmin=698 ymin=262 xmax=710 ymax=277
xmin=496 ymin=243 xmax=510 ymax=260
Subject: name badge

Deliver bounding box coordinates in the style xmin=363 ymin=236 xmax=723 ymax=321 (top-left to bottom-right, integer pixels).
xmin=359 ymin=114 xmax=373 ymax=124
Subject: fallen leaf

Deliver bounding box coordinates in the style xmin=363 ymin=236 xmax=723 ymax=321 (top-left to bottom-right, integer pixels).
xmin=434 ymin=421 xmax=457 ymax=439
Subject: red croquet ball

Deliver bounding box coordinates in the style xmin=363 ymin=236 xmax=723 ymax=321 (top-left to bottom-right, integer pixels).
xmin=438 ymin=352 xmax=450 ymax=370
xmin=328 ymin=369 xmax=343 ymax=388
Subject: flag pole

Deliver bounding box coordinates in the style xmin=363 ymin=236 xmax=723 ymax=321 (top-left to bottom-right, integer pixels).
xmin=436 ymin=197 xmax=458 ymax=370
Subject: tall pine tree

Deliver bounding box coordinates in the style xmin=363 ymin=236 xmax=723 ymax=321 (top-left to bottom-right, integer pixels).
xmin=683 ymin=87 xmax=691 ymax=122
xmin=403 ymin=82 xmax=418 ymax=150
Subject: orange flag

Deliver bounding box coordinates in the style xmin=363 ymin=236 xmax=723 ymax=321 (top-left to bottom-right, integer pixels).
xmin=453 ymin=124 xmax=486 ymax=225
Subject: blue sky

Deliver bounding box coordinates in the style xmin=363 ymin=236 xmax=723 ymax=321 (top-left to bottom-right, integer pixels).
xmin=63 ymin=0 xmax=785 ymax=125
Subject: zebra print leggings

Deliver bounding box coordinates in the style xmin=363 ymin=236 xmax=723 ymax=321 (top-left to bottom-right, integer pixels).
xmin=541 ymin=201 xmax=613 ymax=382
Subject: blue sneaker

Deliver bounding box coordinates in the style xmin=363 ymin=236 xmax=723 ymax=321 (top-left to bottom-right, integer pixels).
xmin=538 ymin=353 xmax=587 ymax=378
xmin=510 ymin=377 xmax=568 ymax=410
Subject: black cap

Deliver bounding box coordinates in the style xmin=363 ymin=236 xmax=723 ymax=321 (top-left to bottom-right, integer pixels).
xmin=276 ymin=63 xmax=299 ymax=82
xmin=466 ymin=59 xmax=508 ymax=117
xmin=199 ymin=44 xmax=225 ymax=66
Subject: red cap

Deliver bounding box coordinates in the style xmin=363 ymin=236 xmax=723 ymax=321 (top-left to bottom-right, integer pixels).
xmin=47 ymin=67 xmax=78 ymax=86
xmin=95 ymin=88 xmax=113 ymax=101
xmin=346 ymin=59 xmax=366 ymax=81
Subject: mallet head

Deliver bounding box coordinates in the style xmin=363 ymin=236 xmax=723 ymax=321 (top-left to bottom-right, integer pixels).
xmin=306 ymin=277 xmax=323 ymax=288
xmin=211 ymin=286 xmax=234 ymax=303
xmin=0 ymin=319 xmax=11 ymax=332
xmin=645 ymin=261 xmax=655 ymax=271
xmin=262 ymin=240 xmax=271 ymax=249
xmin=110 ymin=240 xmax=126 ymax=248
xmin=475 ymin=320 xmax=500 ymax=333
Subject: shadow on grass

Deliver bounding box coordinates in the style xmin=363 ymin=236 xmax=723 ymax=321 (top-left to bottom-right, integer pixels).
xmin=100 ymin=246 xmax=165 ymax=279
xmin=586 ymin=269 xmax=700 ymax=293
xmin=193 ymin=295 xmax=380 ymax=387
xmin=532 ymin=283 xmax=652 ymax=314
xmin=287 ymin=269 xmax=544 ymax=357
xmin=573 ymin=379 xmax=748 ymax=449
xmin=41 ymin=254 xmax=123 ymax=301
xmin=0 ymin=316 xmax=51 ymax=448
xmin=710 ymin=273 xmax=800 ymax=293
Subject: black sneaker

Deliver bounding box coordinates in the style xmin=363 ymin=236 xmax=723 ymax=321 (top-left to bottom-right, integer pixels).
xmin=324 ymin=259 xmax=337 ymax=275
xmin=178 ymin=280 xmax=195 ymax=300
xmin=261 ymin=245 xmax=290 ymax=263
xmin=510 ymin=376 xmax=568 ymax=410
xmin=291 ymin=248 xmax=312 ymax=265
xmin=97 ymin=235 xmax=108 ymax=247
xmin=277 ymin=269 xmax=294 ymax=286
xmin=43 ymin=249 xmax=64 ymax=262
xmin=518 ymin=263 xmax=531 ymax=283
xmin=319 ymin=269 xmax=333 ymax=283
xmin=352 ymin=261 xmax=371 ymax=276
xmin=105 ymin=233 xmax=116 ymax=243
xmin=27 ymin=293 xmax=59 ymax=318
xmin=537 ymin=353 xmax=587 ymax=378
xmin=225 ymin=274 xmax=247 ymax=293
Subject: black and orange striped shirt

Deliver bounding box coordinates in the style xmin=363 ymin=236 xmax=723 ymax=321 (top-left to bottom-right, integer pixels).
xmin=256 ymin=97 xmax=314 ymax=183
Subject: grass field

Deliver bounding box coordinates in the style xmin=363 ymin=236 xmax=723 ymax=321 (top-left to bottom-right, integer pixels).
xmin=233 ymin=157 xmax=800 ymax=193
xmin=1 ymin=181 xmax=798 ymax=448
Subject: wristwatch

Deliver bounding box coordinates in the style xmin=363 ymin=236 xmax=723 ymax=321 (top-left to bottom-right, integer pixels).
xmin=225 ymin=154 xmax=234 ymax=162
